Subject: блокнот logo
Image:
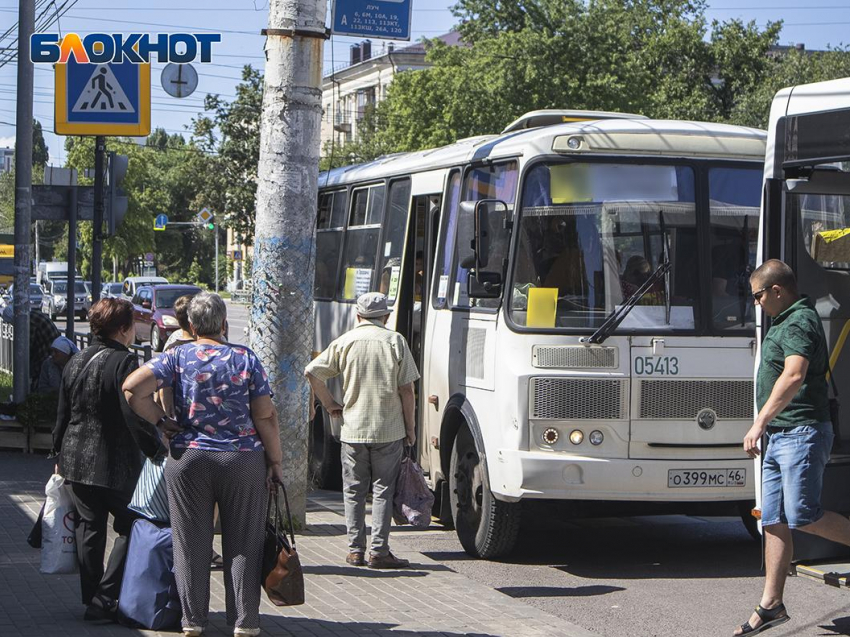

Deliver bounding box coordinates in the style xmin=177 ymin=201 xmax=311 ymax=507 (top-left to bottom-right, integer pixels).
xmin=30 ymin=33 xmax=221 ymax=64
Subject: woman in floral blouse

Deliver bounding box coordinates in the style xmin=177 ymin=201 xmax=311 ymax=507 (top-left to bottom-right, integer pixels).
xmin=123 ymin=292 xmax=282 ymax=637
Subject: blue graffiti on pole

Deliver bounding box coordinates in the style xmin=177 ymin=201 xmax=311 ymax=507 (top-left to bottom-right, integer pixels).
xmin=250 ymin=235 xmax=316 ymax=394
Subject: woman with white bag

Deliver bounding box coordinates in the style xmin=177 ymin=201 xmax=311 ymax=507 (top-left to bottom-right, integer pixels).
xmin=52 ymin=298 xmax=169 ymax=624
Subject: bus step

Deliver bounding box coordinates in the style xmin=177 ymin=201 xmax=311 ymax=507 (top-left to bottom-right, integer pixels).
xmin=794 ymin=562 xmax=850 ymax=588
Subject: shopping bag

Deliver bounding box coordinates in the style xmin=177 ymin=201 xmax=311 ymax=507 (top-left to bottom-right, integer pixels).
xmin=129 ymin=456 xmax=169 ymax=524
xmin=40 ymin=474 xmax=78 ymax=574
xmin=27 ymin=502 xmax=45 ymax=549
xmin=117 ymin=519 xmax=181 ymax=630
xmin=261 ymin=482 xmax=305 ymax=606
xmin=393 ymin=449 xmax=434 ymax=529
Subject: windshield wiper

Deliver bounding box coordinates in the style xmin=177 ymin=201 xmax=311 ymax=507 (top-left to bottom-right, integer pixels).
xmin=582 ymin=260 xmax=672 ymax=345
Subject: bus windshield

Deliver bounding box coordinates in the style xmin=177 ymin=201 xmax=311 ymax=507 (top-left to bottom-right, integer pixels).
xmin=510 ymin=162 xmax=761 ymax=332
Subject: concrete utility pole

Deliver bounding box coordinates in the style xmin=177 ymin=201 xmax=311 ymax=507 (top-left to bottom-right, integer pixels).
xmin=12 ymin=0 xmax=34 ymax=403
xmin=252 ymin=0 xmax=327 ymax=524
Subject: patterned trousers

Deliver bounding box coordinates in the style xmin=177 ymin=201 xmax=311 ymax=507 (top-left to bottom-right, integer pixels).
xmin=165 ymin=449 xmax=267 ymax=631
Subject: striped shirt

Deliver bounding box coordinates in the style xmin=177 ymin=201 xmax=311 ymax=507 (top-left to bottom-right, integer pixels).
xmin=306 ymin=319 xmax=420 ymax=444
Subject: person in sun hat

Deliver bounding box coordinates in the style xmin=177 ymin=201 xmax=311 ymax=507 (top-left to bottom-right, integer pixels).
xmin=305 ymin=291 xmax=420 ymax=569
xmin=37 ymin=335 xmax=79 ymax=393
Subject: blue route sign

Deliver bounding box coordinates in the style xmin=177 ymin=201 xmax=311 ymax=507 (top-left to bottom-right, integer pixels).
xmin=153 ymin=214 xmax=168 ymax=231
xmin=332 ymin=0 xmax=412 ymax=41
xmin=55 ymin=58 xmax=151 ymax=136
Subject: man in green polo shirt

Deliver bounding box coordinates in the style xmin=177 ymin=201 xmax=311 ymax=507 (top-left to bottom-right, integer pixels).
xmin=735 ymin=259 xmax=850 ymax=636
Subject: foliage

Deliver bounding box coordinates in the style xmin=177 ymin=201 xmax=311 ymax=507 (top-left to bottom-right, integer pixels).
xmin=731 ymin=47 xmax=850 ymax=129
xmin=191 ymin=66 xmax=263 ymax=242
xmin=32 ymin=119 xmax=49 ymax=169
xmin=62 ymin=133 xmax=217 ymax=283
xmin=367 ymin=0 xmax=786 ymax=153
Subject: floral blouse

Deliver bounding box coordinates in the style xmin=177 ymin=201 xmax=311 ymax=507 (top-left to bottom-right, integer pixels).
xmin=145 ymin=342 xmax=272 ymax=452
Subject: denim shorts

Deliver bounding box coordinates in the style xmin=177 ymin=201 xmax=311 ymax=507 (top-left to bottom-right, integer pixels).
xmin=761 ymin=421 xmax=834 ymax=528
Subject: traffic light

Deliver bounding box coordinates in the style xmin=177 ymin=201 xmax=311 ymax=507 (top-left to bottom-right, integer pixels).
xmin=206 ymin=222 xmax=215 ymax=230
xmin=106 ymin=152 xmax=129 ymax=236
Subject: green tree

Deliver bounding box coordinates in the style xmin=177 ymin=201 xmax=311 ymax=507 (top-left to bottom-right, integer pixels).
xmin=192 ymin=66 xmax=263 ymax=241
xmin=32 ymin=118 xmax=49 ymax=170
xmin=370 ymin=1 xmax=785 ymax=153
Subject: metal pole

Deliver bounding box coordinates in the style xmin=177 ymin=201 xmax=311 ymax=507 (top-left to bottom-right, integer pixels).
xmin=214 ymin=222 xmax=219 ymax=294
xmin=12 ymin=0 xmax=34 ymax=403
xmin=34 ymin=222 xmax=39 ymax=276
xmin=66 ymin=188 xmax=77 ymax=338
xmin=91 ymin=136 xmax=105 ymax=303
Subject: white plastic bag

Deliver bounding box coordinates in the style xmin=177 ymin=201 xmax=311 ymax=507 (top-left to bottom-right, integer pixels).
xmin=40 ymin=474 xmax=78 ymax=574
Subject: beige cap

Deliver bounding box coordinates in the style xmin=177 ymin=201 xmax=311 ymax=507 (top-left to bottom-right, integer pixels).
xmin=356 ymin=292 xmax=391 ymax=318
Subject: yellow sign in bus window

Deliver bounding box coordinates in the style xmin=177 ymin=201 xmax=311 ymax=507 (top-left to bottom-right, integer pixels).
xmin=527 ymin=287 xmax=558 ymax=328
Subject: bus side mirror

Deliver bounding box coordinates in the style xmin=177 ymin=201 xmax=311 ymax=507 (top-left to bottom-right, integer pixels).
xmin=458 ymin=199 xmax=508 ymax=272
xmin=468 ymin=271 xmax=502 ymax=299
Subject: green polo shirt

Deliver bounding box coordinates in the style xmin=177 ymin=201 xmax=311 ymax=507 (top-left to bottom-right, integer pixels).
xmin=756 ymin=296 xmax=830 ymax=428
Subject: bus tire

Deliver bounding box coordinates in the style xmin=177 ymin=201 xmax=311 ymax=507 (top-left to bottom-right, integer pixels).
xmin=450 ymin=425 xmax=520 ymax=559
xmin=738 ymin=501 xmax=760 ymax=542
xmin=308 ymin=405 xmax=342 ymax=490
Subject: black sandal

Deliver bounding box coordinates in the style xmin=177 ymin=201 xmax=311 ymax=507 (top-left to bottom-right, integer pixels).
xmin=210 ymin=550 xmax=224 ymax=570
xmin=737 ymin=604 xmax=790 ymax=635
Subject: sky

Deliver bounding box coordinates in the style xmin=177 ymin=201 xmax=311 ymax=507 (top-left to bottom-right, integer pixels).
xmin=1 ymin=0 xmax=850 ymax=166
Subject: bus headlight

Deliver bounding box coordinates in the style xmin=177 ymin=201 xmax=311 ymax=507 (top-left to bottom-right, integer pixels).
xmin=569 ymin=430 xmax=584 ymax=445
xmin=589 ymin=430 xmax=604 ymax=446
xmin=541 ymin=428 xmax=559 ymax=445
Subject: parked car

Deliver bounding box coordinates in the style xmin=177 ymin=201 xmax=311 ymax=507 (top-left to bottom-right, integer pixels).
xmin=41 ymin=279 xmax=87 ymax=320
xmin=4 ymin=283 xmax=45 ymax=312
xmin=132 ymin=284 xmax=202 ymax=351
xmin=101 ymin=282 xmax=124 ymax=299
xmin=122 ymin=276 xmax=168 ymax=300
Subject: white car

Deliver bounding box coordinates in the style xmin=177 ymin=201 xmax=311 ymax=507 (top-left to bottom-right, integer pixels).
xmin=41 ymin=279 xmax=87 ymax=320
xmin=122 ymin=276 xmax=168 ymax=300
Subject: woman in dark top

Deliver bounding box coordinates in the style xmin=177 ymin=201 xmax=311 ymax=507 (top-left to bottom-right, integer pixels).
xmin=52 ymin=298 xmax=169 ymax=623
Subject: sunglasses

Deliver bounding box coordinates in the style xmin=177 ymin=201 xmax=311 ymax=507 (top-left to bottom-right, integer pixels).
xmin=751 ymin=287 xmax=769 ymax=302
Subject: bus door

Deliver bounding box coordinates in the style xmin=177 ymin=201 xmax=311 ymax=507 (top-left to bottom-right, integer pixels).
xmin=761 ymin=98 xmax=850 ymax=585
xmin=403 ymin=193 xmax=441 ymax=474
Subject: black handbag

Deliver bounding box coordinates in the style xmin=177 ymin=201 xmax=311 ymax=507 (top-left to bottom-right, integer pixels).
xmin=27 ymin=502 xmax=45 ymax=549
xmin=261 ymin=481 xmax=305 ymax=606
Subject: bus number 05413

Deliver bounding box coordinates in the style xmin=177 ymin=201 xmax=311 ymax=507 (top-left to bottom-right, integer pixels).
xmin=634 ymin=356 xmax=679 ymax=376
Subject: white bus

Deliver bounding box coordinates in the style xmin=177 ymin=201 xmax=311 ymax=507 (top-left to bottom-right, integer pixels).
xmin=313 ymin=111 xmax=767 ymax=558
xmin=757 ymin=78 xmax=850 ymax=584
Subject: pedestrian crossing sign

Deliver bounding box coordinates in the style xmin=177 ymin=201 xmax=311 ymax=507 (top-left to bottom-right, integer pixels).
xmin=55 ymin=58 xmax=150 ymax=136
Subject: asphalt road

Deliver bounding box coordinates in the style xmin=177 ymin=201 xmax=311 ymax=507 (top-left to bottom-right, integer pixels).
xmin=392 ymin=513 xmax=850 ymax=637
xmin=54 ymin=297 xmax=250 ymax=347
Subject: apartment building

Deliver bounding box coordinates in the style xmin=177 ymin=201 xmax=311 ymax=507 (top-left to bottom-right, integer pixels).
xmin=321 ymin=33 xmax=461 ymax=149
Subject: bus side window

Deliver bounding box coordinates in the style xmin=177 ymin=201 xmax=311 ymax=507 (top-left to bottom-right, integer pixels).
xmin=433 ymin=170 xmax=461 ymax=309
xmin=315 ymin=190 xmax=346 ymax=300
xmin=377 ymin=179 xmax=411 ymax=305
xmin=338 ymin=184 xmax=385 ymax=301
xmin=450 ymin=161 xmax=518 ymax=309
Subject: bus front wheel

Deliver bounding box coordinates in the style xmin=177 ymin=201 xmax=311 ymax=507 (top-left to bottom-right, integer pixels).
xmin=449 ymin=425 xmax=520 ymax=559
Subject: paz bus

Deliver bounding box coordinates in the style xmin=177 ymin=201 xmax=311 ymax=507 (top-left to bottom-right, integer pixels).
xmin=756 ymin=78 xmax=850 ymax=584
xmin=312 ymin=110 xmax=766 ymax=558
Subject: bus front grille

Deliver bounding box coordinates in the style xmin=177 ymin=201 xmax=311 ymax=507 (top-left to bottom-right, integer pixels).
xmin=531 ymin=377 xmax=627 ymax=420
xmin=532 ymin=345 xmax=618 ymax=369
xmin=637 ymin=380 xmax=754 ymax=420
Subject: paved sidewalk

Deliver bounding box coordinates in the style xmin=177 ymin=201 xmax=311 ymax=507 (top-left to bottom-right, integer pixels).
xmin=0 ymin=452 xmax=595 ymax=637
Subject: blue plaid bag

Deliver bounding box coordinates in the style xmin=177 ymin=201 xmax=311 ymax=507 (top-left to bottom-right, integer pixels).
xmin=129 ymin=456 xmax=169 ymax=524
